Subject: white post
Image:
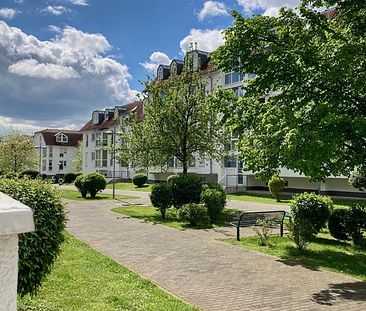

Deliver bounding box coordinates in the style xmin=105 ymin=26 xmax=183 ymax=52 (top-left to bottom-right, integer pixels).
xmin=0 ymin=192 xmax=34 ymax=311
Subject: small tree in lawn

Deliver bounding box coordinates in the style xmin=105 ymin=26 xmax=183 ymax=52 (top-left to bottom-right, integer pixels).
xmin=268 ymin=175 xmax=286 ymax=202
xmin=73 ymin=141 xmax=83 ymax=174
xmin=83 ymin=172 xmax=106 ymax=198
xmin=150 ymin=183 xmax=173 ymax=218
xmin=120 ymin=59 xmax=228 ymax=174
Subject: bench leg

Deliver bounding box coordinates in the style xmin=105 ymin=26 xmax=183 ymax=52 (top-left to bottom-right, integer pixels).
xmin=237 ymin=227 xmax=240 ymax=241
xmin=280 ymin=223 xmax=283 ymax=237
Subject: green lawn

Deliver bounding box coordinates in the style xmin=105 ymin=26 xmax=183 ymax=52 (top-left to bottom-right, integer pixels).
xmin=18 ymin=233 xmax=198 ymax=311
xmin=224 ymin=231 xmax=366 ymax=281
xmin=106 ymin=182 xmax=153 ymax=192
xmin=112 ymin=205 xmax=240 ymax=230
xmin=61 ymin=189 xmax=139 ymax=201
xmin=227 ymin=192 xmax=366 ymax=208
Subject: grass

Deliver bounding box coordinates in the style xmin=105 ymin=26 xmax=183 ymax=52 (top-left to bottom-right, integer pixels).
xmin=224 ymin=230 xmax=366 ymax=281
xmin=18 ymin=233 xmax=198 ymax=311
xmin=112 ymin=205 xmax=240 ymax=230
xmin=227 ymin=192 xmax=366 ymax=208
xmin=61 ymin=189 xmax=139 ymax=201
xmin=106 ymin=182 xmax=152 ymax=192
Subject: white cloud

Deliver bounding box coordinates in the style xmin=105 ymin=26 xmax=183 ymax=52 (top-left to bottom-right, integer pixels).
xmin=140 ymin=51 xmax=171 ymax=74
xmin=237 ymin=0 xmax=300 ymax=15
xmin=69 ymin=0 xmax=89 ymax=6
xmin=180 ymin=29 xmax=224 ymax=53
xmin=48 ymin=25 xmax=62 ymax=33
xmin=0 ymin=8 xmax=18 ymax=19
xmin=43 ymin=5 xmax=70 ymax=16
xmin=8 ymin=59 xmax=80 ymax=80
xmin=198 ymin=1 xmax=229 ymax=21
xmin=0 ymin=20 xmax=137 ymax=130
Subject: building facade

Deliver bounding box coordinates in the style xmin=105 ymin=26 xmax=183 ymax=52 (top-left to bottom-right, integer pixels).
xmin=80 ymin=101 xmax=143 ymax=179
xmin=33 ymin=129 xmax=82 ymax=177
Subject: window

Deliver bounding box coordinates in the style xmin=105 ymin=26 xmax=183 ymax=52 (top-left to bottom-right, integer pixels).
xmin=224 ymin=156 xmax=237 ymax=168
xmin=167 ymin=157 xmax=174 ymax=168
xmin=91 ymin=152 xmax=95 ymax=161
xmin=158 ymin=66 xmax=164 ymax=80
xmin=102 ymin=132 xmax=108 ymax=146
xmin=42 ymin=148 xmax=47 ymax=158
xmin=85 ymin=152 xmax=88 ymax=167
xmin=193 ymin=52 xmax=199 ymax=69
xmin=85 ymin=134 xmax=88 ymax=147
xmin=48 ymin=146 xmax=53 ymax=158
xmin=42 ymin=159 xmax=46 ymax=171
xmin=48 ymin=160 xmax=53 ymax=171
xmin=95 ymin=150 xmax=108 ymax=167
xmin=224 ymin=72 xmax=244 ymax=85
xmin=91 ymin=133 xmax=95 ymax=141
xmin=56 ymin=133 xmax=68 ymax=143
xmin=60 ymin=153 xmax=64 ymax=158
xmin=232 ymin=86 xmax=244 ymax=97
xmin=247 ymin=73 xmax=256 ymax=79
xmin=59 ymin=147 xmax=67 ymax=158
xmin=95 ymin=132 xmax=101 ymax=147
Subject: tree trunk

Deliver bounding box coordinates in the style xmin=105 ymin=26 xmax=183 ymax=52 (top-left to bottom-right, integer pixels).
xmin=183 ymin=162 xmax=188 ymax=174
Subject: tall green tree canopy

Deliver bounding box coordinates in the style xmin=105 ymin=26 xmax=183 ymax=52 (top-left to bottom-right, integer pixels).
xmin=211 ymin=0 xmax=366 ymax=180
xmin=121 ymin=64 xmax=228 ymax=174
xmin=0 ymin=128 xmax=37 ymax=174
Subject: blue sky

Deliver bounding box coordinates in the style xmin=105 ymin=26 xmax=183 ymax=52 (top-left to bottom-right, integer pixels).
xmin=0 ymin=0 xmax=299 ymax=132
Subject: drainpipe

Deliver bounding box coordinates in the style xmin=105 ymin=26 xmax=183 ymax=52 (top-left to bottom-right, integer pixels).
xmin=208 ymin=75 xmax=213 ymax=180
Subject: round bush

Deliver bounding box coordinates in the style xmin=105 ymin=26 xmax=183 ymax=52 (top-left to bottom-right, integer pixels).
xmin=169 ymin=174 xmax=203 ymax=208
xmin=328 ymin=208 xmax=350 ymax=241
xmin=178 ymin=203 xmax=208 ymax=226
xmin=204 ymin=181 xmax=226 ymax=196
xmin=19 ymin=169 xmax=39 ymax=179
xmin=167 ymin=174 xmax=179 ymax=183
xmin=63 ymin=172 xmax=77 ymax=184
xmin=349 ymin=167 xmax=366 ymax=190
xmin=83 ymin=172 xmax=106 ymax=198
xmin=74 ymin=174 xmax=87 ymax=198
xmin=291 ymin=192 xmax=332 ymax=233
xmin=150 ymin=183 xmax=173 ymax=218
xmin=0 ymin=178 xmax=67 ymax=297
xmin=201 ymin=188 xmax=226 ymax=222
xmin=268 ymin=175 xmax=286 ymax=202
xmin=132 ymin=173 xmax=148 ymax=187
xmin=346 ymin=204 xmax=366 ymax=246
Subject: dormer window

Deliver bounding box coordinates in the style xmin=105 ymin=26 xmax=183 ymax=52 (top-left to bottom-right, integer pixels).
xmin=158 ymin=66 xmax=164 ymax=80
xmin=114 ymin=107 xmax=119 ymax=119
xmin=105 ymin=110 xmax=109 ymax=121
xmin=56 ymin=133 xmax=68 ymax=143
xmin=92 ymin=111 xmax=100 ymax=125
xmin=193 ymin=52 xmax=199 ymax=69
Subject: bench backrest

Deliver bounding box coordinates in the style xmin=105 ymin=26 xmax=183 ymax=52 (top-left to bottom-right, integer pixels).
xmin=238 ymin=211 xmax=286 ymax=226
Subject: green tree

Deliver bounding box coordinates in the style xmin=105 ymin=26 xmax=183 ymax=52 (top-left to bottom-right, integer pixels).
xmin=121 ymin=62 xmax=228 ymax=174
xmin=0 ymin=128 xmax=37 ymax=174
xmin=73 ymin=140 xmax=83 ymax=174
xmin=211 ymin=1 xmax=366 ymax=181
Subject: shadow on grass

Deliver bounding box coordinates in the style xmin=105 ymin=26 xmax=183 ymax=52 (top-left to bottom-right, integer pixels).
xmin=274 ymin=239 xmax=366 ymax=279
xmin=312 ymin=281 xmax=366 ymax=305
xmin=228 ymin=192 xmax=292 ymax=204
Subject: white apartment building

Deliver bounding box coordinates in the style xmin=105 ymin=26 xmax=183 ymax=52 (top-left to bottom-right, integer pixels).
xmin=152 ymin=48 xmax=362 ymax=197
xmin=33 ymin=129 xmax=82 ymax=176
xmin=80 ymin=101 xmax=143 ymax=179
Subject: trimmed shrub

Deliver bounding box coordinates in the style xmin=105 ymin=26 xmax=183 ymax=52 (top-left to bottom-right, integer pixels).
xmin=169 ymin=174 xmax=203 ymax=208
xmin=289 ymin=193 xmax=332 ymax=250
xmin=349 ymin=167 xmax=366 ymax=190
xmin=19 ymin=169 xmax=39 ymax=179
xmin=0 ymin=171 xmax=17 ymax=179
xmin=0 ymin=178 xmax=67 ymax=297
xmin=328 ymin=208 xmax=350 ymax=241
xmin=132 ymin=173 xmax=148 ymax=187
xmin=150 ymin=183 xmax=173 ymax=218
xmin=268 ymin=175 xmax=286 ymax=202
xmin=201 ymin=188 xmax=226 ymax=222
xmin=178 ymin=203 xmax=208 ymax=226
xmin=167 ymin=174 xmax=179 ymax=183
xmin=204 ymin=181 xmax=226 ymax=196
xmin=63 ymin=172 xmax=77 ymax=184
xmin=83 ymin=172 xmax=106 ymax=198
xmin=346 ymin=204 xmax=366 ymax=246
xmin=74 ymin=175 xmax=87 ymax=198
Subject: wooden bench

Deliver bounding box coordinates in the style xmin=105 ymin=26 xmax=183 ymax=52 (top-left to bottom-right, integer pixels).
xmin=230 ymin=211 xmax=287 ymax=241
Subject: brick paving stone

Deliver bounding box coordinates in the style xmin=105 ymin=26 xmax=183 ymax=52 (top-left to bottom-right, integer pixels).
xmin=65 ymin=199 xmax=366 ymax=311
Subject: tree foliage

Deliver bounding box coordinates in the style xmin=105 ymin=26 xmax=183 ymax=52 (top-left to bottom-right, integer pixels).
xmin=72 ymin=141 xmax=83 ymax=174
xmin=0 ymin=128 xmax=37 ymax=174
xmin=121 ymin=63 xmax=228 ymax=174
xmin=211 ymin=0 xmax=366 ymax=181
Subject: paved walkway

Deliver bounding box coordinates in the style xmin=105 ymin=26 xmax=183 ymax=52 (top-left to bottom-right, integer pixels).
xmin=66 ymin=199 xmax=366 ymax=311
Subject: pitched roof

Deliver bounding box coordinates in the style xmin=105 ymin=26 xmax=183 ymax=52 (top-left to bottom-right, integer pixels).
xmin=80 ymin=101 xmax=143 ymax=132
xmin=35 ymin=129 xmax=82 ymax=147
